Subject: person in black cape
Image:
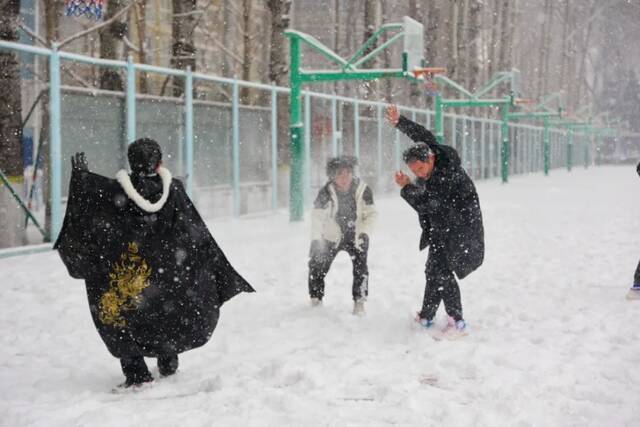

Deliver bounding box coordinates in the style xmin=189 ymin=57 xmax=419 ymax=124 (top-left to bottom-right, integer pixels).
xmin=386 ymin=105 xmax=484 ymax=332
xmin=55 ymin=138 xmax=255 ymax=388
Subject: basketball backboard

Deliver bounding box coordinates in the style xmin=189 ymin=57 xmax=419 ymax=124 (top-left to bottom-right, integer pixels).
xmin=403 ymin=16 xmax=424 ymax=74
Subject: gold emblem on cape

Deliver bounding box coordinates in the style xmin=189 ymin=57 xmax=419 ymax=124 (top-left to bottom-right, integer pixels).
xmin=99 ymin=242 xmax=151 ymax=327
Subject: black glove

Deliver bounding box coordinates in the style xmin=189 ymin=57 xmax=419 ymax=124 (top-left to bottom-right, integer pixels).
xmin=357 ymin=233 xmax=369 ymax=252
xmin=71 ymin=152 xmax=89 ymax=172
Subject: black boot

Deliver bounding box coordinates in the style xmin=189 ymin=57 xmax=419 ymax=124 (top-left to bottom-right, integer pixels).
xmin=120 ymin=356 xmax=154 ymax=388
xmin=158 ymin=354 xmax=179 ymax=377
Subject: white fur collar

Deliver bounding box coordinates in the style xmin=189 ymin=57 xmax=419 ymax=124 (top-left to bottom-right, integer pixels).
xmin=115 ymin=167 xmax=172 ymax=213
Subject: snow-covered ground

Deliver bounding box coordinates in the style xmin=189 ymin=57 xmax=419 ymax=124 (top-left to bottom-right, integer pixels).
xmin=1 ymin=166 xmax=639 ymax=426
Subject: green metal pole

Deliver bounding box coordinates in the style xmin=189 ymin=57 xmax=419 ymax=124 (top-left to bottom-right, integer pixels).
xmin=543 ymin=116 xmax=550 ymax=176
xmin=501 ymin=103 xmax=510 ymax=183
xmin=49 ymin=44 xmax=62 ymax=242
xmin=184 ymin=66 xmax=194 ymax=197
xmin=566 ymin=128 xmax=573 ymax=172
xmin=289 ymin=36 xmax=304 ymax=221
xmin=435 ymin=93 xmax=444 ymax=144
xmin=584 ymin=134 xmax=589 ymax=169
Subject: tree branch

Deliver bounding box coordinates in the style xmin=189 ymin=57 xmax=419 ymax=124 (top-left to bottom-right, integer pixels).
xmin=19 ymin=23 xmax=48 ymax=46
xmin=122 ymin=35 xmax=141 ymax=53
xmin=58 ymin=0 xmax=142 ymax=49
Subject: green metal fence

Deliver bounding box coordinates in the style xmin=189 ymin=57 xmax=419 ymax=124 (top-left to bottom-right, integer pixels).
xmin=0 ymin=40 xmax=596 ymax=248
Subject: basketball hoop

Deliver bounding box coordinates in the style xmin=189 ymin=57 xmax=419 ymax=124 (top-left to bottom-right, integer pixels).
xmin=65 ymin=0 xmax=105 ymax=20
xmin=513 ymin=98 xmax=535 ymax=106
xmin=412 ymin=67 xmax=446 ymax=97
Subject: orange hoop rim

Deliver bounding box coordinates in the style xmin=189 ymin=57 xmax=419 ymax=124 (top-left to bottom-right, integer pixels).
xmin=412 ymin=67 xmax=447 ymax=78
xmin=513 ymin=98 xmax=536 ymax=105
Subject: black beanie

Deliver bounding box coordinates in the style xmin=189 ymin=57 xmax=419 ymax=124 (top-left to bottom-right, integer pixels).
xmin=326 ymin=155 xmax=358 ymax=179
xmin=403 ymin=143 xmax=433 ymax=164
xmin=128 ymin=138 xmax=162 ymax=174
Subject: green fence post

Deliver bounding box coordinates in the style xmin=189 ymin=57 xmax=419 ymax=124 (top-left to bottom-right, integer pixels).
xmin=376 ymin=104 xmax=383 ymax=190
xmin=304 ymin=93 xmax=311 ymax=206
xmin=543 ymin=117 xmax=550 ymax=175
xmin=126 ymin=55 xmax=136 ymax=144
xmin=271 ymin=87 xmax=278 ymax=210
xmin=566 ymin=128 xmax=573 ymax=172
xmin=480 ymin=120 xmax=486 ymax=179
xmin=49 ymin=43 xmax=62 ymax=241
xmin=232 ymin=79 xmax=241 ymax=216
xmin=289 ymin=36 xmax=304 ymax=221
xmin=501 ymin=104 xmax=510 ymax=183
xmin=184 ymin=66 xmax=194 ymax=197
xmin=435 ymin=93 xmax=444 ymax=144
xmin=331 ymin=97 xmax=338 ymax=156
xmin=354 ymin=100 xmax=360 ymax=159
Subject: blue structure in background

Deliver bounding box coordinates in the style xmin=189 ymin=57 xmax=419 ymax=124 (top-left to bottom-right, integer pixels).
xmin=22 ymin=130 xmax=34 ymax=168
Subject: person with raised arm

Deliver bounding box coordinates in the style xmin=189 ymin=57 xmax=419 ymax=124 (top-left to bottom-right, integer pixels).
xmin=386 ymin=105 xmax=484 ymax=333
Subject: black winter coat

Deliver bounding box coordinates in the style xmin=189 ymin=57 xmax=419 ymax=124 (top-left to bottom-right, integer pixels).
xmin=397 ymin=115 xmax=485 ymax=279
xmin=55 ymin=169 xmax=254 ymax=358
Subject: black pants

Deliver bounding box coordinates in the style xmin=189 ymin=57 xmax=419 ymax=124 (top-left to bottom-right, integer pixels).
xmin=419 ymin=245 xmax=463 ymax=321
xmin=635 ymin=258 xmax=640 ymax=285
xmin=120 ymin=354 xmax=179 ymax=380
xmin=308 ymin=239 xmax=368 ymax=301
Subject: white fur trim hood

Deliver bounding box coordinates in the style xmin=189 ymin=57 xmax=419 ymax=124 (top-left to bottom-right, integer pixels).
xmin=115 ymin=166 xmax=172 ymax=213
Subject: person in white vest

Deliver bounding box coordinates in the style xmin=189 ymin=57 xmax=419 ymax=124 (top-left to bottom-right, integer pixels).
xmin=308 ymin=156 xmax=377 ymax=315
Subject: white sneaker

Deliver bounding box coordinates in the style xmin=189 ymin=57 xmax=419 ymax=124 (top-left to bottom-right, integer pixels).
xmin=310 ymin=297 xmax=322 ymax=307
xmin=353 ymin=299 xmax=365 ymax=315
xmin=626 ymin=287 xmax=640 ymax=300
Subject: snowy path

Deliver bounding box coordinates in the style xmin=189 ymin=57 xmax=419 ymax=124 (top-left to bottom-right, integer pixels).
xmin=1 ymin=166 xmax=639 ymax=426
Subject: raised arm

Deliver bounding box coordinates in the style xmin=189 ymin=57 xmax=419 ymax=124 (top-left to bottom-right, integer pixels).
xmin=385 ymin=105 xmax=438 ymax=148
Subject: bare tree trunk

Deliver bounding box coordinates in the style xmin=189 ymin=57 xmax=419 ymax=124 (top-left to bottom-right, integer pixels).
xmin=334 ymin=0 xmax=341 ymax=94
xmin=222 ymin=0 xmax=233 ymax=77
xmin=380 ymin=0 xmax=392 ymax=102
xmin=447 ymin=0 xmax=460 ymax=80
xmin=171 ymin=0 xmax=197 ymax=97
xmin=487 ymin=0 xmax=500 ymax=79
xmin=567 ymin=5 xmax=577 ymax=109
xmin=497 ymin=0 xmax=511 ymax=72
xmin=266 ymin=0 xmax=292 ymax=176
xmin=536 ymin=0 xmax=551 ymax=97
xmin=241 ymin=0 xmax=252 ymax=103
xmin=99 ymin=0 xmax=128 ymax=90
xmin=576 ymin=1 xmax=596 ymax=106
xmin=425 ymin=0 xmax=440 ymax=67
xmin=0 ymin=0 xmax=24 ymax=248
xmin=40 ymin=0 xmax=63 ymax=239
xmin=466 ymin=0 xmax=482 ymax=93
xmin=542 ymin=0 xmax=554 ymax=96
xmin=458 ymin=0 xmax=469 ymax=88
xmin=408 ymin=0 xmax=422 ymax=106
xmin=0 ymin=0 xmax=22 ymax=177
xmin=134 ymin=1 xmax=149 ymax=93
xmin=344 ymin=0 xmax=358 ymax=98
xmin=559 ymin=0 xmax=570 ymax=93
xmin=362 ymin=0 xmax=378 ymax=104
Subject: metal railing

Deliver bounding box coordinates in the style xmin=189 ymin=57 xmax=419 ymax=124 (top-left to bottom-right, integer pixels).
xmin=0 ymin=39 xmax=597 ymax=245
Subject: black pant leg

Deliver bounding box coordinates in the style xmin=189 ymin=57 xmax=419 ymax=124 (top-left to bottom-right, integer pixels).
xmin=308 ymin=241 xmax=339 ymax=299
xmin=421 ymin=246 xmax=463 ymax=321
xmin=420 ymin=249 xmax=443 ymax=320
xmin=158 ymin=354 xmax=179 ymax=376
xmin=120 ymin=356 xmax=151 ymax=382
xmin=635 ymin=258 xmax=640 ymax=285
xmin=345 ymin=243 xmax=369 ymax=300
